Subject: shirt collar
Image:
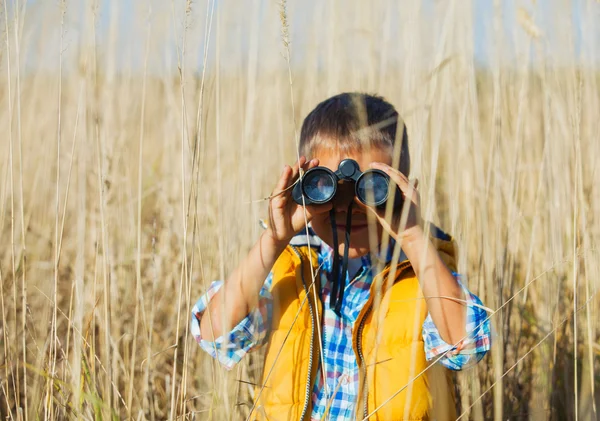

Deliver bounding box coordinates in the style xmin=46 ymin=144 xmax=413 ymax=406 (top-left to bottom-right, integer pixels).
xmin=318 ymin=237 xmax=406 ymax=279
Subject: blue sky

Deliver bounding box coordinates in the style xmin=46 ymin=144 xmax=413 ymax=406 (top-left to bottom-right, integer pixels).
xmin=9 ymin=0 xmax=600 ymax=75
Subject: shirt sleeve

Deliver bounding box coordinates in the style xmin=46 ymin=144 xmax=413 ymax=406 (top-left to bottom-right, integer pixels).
xmin=422 ymin=274 xmax=492 ymax=371
xmin=190 ymin=274 xmax=273 ymax=370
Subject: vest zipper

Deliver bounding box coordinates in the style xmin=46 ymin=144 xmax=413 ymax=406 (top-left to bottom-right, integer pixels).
xmin=290 ymin=245 xmax=316 ymax=421
xmin=356 ymin=261 xmax=412 ymax=420
xmin=357 ymin=305 xmax=372 ymax=420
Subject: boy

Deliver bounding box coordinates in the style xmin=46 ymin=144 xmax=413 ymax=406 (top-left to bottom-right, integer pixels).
xmin=191 ymin=93 xmax=491 ymax=420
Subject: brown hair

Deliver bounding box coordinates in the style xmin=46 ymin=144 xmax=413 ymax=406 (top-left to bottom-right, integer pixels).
xmin=299 ymin=92 xmax=410 ymax=174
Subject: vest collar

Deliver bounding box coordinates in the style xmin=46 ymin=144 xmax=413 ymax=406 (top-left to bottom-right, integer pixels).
xmin=285 ymin=222 xmax=457 ymax=275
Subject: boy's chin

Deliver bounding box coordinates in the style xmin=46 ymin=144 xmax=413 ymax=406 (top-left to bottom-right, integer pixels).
xmin=338 ymin=244 xmax=371 ymax=259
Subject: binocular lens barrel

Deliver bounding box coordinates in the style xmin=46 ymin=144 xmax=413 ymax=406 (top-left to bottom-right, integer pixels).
xmin=303 ymin=170 xmax=336 ymax=203
xmin=356 ymin=173 xmax=389 ymax=206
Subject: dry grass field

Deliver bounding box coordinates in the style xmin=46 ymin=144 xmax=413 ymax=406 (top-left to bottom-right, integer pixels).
xmin=1 ymin=0 xmax=599 ymax=420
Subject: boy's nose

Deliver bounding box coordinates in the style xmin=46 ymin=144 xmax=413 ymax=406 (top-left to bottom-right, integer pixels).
xmin=332 ymin=182 xmax=355 ymax=211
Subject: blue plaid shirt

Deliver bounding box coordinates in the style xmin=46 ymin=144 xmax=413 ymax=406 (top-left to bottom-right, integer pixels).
xmin=191 ymin=233 xmax=491 ymax=420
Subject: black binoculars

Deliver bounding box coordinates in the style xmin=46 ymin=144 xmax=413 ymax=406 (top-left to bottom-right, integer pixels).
xmin=292 ymin=159 xmax=400 ymax=208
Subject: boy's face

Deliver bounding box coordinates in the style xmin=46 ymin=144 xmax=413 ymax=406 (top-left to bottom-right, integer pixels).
xmin=309 ymin=146 xmax=393 ymax=259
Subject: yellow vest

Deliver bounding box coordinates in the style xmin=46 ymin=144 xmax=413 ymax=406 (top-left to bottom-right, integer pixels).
xmin=252 ymin=234 xmax=457 ymax=421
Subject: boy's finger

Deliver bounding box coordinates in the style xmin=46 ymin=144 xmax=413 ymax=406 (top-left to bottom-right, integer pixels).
xmin=274 ymin=165 xmax=292 ymax=194
xmin=296 ymin=159 xmax=319 ymax=183
xmin=290 ymin=156 xmax=307 ymax=182
xmin=370 ymin=162 xmax=409 ymax=185
xmin=370 ymin=162 xmax=417 ymax=197
xmin=294 ymin=156 xmax=307 ymax=172
xmin=274 ymin=156 xmax=308 ymax=194
xmin=305 ymin=158 xmax=319 ymax=170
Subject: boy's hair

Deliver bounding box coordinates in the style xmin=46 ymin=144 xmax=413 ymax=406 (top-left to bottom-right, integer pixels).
xmin=299 ymin=92 xmax=410 ymax=174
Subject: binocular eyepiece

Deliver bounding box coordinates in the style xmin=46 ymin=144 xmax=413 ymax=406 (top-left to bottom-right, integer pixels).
xmin=292 ymin=159 xmax=400 ymax=208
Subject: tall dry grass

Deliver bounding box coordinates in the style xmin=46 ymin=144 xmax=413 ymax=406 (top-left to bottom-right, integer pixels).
xmin=1 ymin=0 xmax=599 ymax=420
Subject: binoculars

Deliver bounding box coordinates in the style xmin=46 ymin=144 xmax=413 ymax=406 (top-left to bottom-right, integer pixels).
xmin=292 ymin=159 xmax=400 ymax=208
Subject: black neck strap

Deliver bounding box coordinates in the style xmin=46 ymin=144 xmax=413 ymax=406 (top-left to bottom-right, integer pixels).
xmin=329 ymin=209 xmax=340 ymax=310
xmin=329 ymin=202 xmax=353 ymax=317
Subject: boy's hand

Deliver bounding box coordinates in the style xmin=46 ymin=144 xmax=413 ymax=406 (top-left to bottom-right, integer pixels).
xmin=365 ymin=163 xmax=467 ymax=346
xmin=266 ymin=156 xmax=333 ymax=245
xmin=358 ymin=162 xmax=422 ymax=241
